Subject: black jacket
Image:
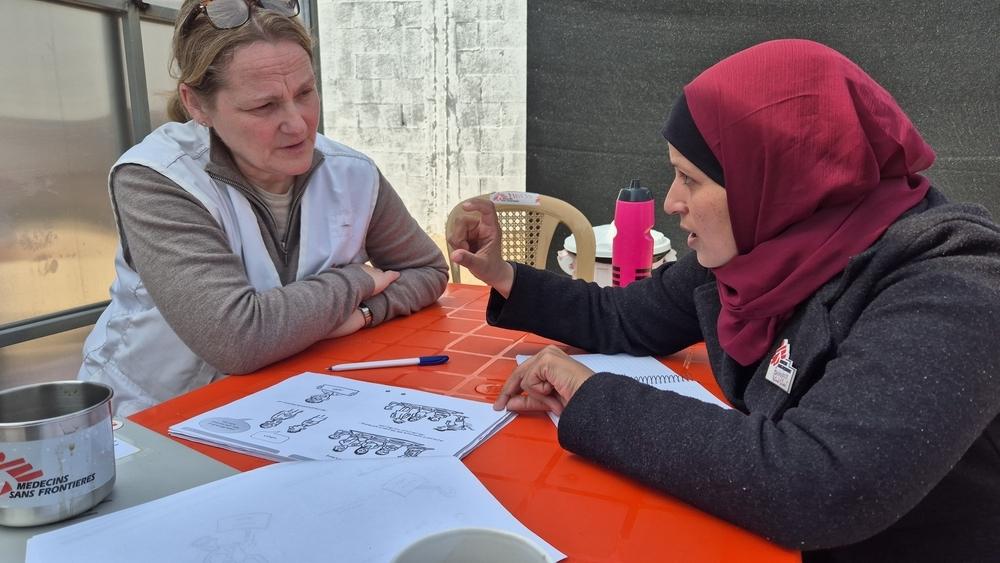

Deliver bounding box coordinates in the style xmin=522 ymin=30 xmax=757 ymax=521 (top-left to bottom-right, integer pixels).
xmin=487 ymin=190 xmax=1000 ymax=562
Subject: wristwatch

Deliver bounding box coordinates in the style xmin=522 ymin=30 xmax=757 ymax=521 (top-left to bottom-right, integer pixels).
xmin=358 ymin=302 xmax=374 ymax=328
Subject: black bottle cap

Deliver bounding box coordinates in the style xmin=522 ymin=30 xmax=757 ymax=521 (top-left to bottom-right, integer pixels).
xmin=618 ymin=178 xmax=652 ymax=202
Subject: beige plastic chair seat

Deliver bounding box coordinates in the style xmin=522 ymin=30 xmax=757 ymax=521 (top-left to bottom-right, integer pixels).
xmin=447 ymin=192 xmax=596 ymax=283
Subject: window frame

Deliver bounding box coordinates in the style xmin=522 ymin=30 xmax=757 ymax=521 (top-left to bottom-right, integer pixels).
xmin=0 ymin=0 xmax=322 ymax=348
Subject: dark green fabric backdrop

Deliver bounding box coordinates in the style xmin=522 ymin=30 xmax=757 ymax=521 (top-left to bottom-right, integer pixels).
xmin=527 ymin=1 xmax=1000 ymax=264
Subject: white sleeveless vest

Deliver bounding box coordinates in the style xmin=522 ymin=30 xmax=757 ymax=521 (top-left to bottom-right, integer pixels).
xmin=79 ymin=121 xmax=378 ymax=416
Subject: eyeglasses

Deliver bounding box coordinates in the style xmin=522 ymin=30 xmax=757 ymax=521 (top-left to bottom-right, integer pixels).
xmin=181 ymin=0 xmax=299 ymax=33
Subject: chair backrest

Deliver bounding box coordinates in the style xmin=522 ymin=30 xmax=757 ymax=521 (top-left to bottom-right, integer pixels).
xmin=446 ymin=192 xmax=596 ymax=283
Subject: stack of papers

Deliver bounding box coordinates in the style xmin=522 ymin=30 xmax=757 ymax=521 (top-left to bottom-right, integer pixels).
xmin=514 ymin=354 xmax=731 ymax=426
xmin=169 ymin=372 xmax=515 ymax=461
xmin=26 ymin=457 xmax=565 ymax=563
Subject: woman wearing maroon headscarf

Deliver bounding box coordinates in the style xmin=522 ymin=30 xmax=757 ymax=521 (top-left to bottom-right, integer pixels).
xmin=447 ymin=39 xmax=1000 ymax=560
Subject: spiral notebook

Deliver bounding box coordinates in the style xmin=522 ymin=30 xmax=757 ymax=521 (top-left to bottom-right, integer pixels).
xmin=514 ymin=353 xmax=731 ymax=426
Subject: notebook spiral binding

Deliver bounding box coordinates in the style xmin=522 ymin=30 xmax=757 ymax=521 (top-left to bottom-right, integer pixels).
xmin=632 ymin=374 xmax=687 ymax=385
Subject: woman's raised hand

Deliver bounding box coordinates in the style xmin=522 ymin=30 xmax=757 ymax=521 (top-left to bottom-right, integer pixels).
xmin=445 ymin=198 xmax=514 ymax=297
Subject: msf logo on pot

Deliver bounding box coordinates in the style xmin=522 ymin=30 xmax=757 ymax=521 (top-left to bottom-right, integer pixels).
xmin=0 ymin=451 xmax=44 ymax=497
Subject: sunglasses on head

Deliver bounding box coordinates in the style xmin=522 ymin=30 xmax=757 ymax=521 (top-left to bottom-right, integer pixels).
xmin=181 ymin=0 xmax=299 ymax=33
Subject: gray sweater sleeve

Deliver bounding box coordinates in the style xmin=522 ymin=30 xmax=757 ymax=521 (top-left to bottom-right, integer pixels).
xmin=361 ymin=172 xmax=448 ymax=326
xmin=112 ymin=164 xmax=377 ymax=374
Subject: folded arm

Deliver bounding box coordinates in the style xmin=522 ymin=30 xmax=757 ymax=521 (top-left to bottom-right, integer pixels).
xmin=112 ymin=165 xmax=376 ymax=374
xmin=360 ymin=172 xmax=449 ymax=325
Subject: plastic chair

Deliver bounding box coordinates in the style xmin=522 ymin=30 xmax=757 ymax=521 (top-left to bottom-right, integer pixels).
xmin=446 ymin=192 xmax=596 ymax=283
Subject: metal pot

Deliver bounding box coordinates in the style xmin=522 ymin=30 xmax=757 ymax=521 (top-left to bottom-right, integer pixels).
xmin=0 ymin=381 xmax=115 ymax=527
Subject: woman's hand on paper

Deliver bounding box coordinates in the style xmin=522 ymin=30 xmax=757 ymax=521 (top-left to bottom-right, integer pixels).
xmin=493 ymin=346 xmax=594 ymax=415
xmin=446 ymin=198 xmax=514 ymax=297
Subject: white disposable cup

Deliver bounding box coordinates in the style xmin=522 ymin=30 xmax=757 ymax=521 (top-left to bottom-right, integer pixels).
xmin=391 ymin=527 xmax=554 ymax=563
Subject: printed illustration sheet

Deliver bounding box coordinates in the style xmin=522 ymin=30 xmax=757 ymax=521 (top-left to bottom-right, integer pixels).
xmin=26 ymin=457 xmax=566 ymax=563
xmin=169 ymin=372 xmax=515 ymax=461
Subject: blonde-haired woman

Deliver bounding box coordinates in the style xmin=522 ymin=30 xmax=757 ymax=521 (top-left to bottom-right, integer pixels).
xmin=79 ymin=0 xmax=448 ymax=416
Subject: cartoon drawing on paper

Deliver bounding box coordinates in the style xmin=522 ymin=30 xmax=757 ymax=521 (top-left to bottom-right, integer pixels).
xmin=382 ymin=471 xmax=456 ymax=499
xmin=384 ymin=402 xmax=473 ymax=432
xmin=287 ymin=414 xmax=328 ymax=433
xmin=305 ymin=384 xmax=359 ymax=404
xmin=259 ymin=409 xmax=302 ymax=429
xmin=434 ymin=415 xmax=470 ymax=432
xmin=328 ymin=429 xmax=433 ymax=457
xmin=191 ymin=512 xmax=271 ymax=563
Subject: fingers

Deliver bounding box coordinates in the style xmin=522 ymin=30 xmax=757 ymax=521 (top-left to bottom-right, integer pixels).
xmin=493 ymin=346 xmax=566 ymax=414
xmin=504 ymin=392 xmax=564 ymax=415
xmin=492 ymin=346 xmax=594 ymax=414
xmin=461 ymin=198 xmax=500 ymax=228
xmin=450 ymin=248 xmax=486 ymax=270
xmin=445 ymin=215 xmax=475 ymax=252
xmin=446 ymin=198 xmax=499 ymax=253
xmin=362 ymin=265 xmax=400 ymax=296
xmin=522 ymin=378 xmax=564 ymax=414
xmin=493 ymin=365 xmax=528 ymax=410
xmin=494 ymin=382 xmax=562 ymax=413
xmin=452 ymin=249 xmax=513 ymax=298
xmin=378 ymin=270 xmax=400 ymax=293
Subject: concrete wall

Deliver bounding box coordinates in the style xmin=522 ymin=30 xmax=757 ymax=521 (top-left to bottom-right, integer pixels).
xmin=316 ymin=0 xmax=527 ymax=237
xmin=315 ymin=1 xmax=998 ymax=264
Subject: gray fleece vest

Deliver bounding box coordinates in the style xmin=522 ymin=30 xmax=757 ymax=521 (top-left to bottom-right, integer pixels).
xmin=79 ymin=121 xmax=378 ymax=416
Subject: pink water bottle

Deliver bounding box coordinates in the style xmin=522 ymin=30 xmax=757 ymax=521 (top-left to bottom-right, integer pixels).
xmin=612 ymin=179 xmax=654 ymax=287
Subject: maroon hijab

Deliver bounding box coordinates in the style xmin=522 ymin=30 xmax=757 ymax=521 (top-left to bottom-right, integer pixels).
xmin=683 ymin=39 xmax=935 ymax=366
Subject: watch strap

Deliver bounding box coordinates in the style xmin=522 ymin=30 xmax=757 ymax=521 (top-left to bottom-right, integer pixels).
xmin=358 ymin=302 xmax=374 ymax=328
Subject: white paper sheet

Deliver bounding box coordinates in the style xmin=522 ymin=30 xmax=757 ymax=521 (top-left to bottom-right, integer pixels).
xmin=514 ymin=353 xmax=731 ymax=426
xmin=113 ymin=436 xmax=139 ymax=460
xmin=169 ymin=372 xmax=515 ymax=461
xmin=26 ymin=457 xmax=566 ymax=563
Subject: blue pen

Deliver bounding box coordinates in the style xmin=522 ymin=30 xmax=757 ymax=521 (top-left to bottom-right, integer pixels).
xmin=328 ymin=355 xmax=449 ymax=372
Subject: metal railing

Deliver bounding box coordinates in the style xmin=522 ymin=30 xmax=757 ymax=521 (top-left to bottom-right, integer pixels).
xmin=2 ymin=0 xmax=321 ymax=348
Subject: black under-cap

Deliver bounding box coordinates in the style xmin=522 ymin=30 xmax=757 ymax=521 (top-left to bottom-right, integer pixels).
xmin=661 ymin=92 xmax=725 ymax=187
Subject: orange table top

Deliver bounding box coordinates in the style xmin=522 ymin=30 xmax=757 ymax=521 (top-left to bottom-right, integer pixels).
xmin=131 ymin=284 xmax=799 ymax=563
